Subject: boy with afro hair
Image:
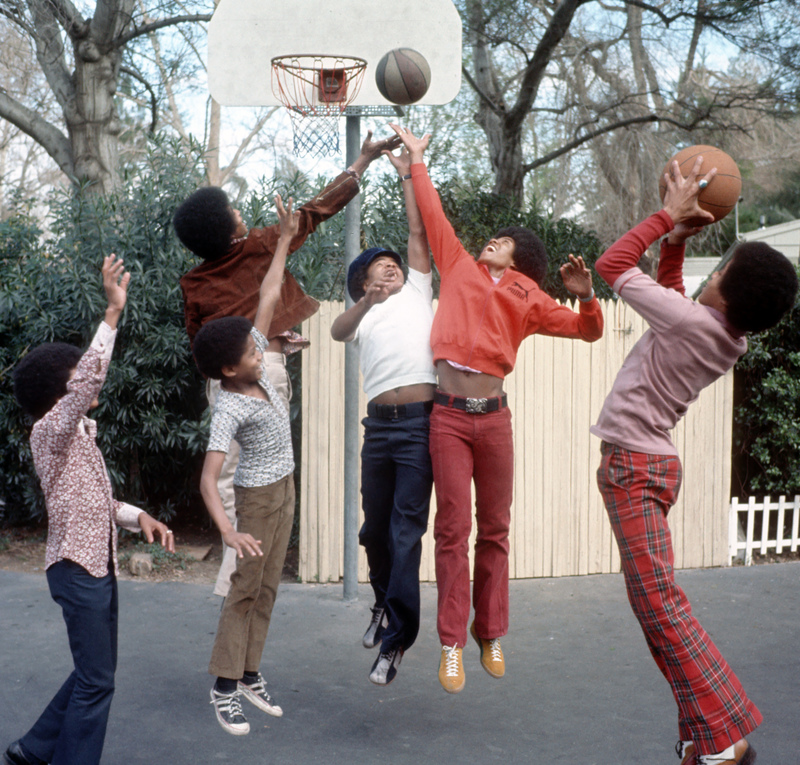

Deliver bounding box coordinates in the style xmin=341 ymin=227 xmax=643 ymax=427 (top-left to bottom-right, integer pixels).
xmin=4 ymin=256 xmax=173 ymax=765
xmin=592 ymin=156 xmax=798 ymax=765
xmin=194 ymin=195 xmax=300 ymax=736
xmin=392 ymin=125 xmax=604 ymax=693
xmin=175 ymin=131 xmax=400 ymax=599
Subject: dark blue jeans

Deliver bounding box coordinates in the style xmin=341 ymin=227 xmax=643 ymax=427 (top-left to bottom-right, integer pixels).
xmin=21 ymin=559 xmax=117 ymax=765
xmin=359 ymin=410 xmax=433 ymax=652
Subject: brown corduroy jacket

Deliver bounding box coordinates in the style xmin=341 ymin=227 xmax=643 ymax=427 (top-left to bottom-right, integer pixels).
xmin=180 ymin=171 xmax=359 ymax=344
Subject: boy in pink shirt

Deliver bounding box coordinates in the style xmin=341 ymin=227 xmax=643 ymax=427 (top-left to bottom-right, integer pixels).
xmin=593 ymin=158 xmax=797 ymax=765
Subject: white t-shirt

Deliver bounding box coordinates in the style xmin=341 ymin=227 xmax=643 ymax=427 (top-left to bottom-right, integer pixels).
xmin=352 ymin=267 xmax=437 ymax=402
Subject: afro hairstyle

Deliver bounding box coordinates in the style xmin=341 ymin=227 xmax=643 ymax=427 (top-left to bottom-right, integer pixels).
xmin=173 ymin=187 xmax=237 ymax=262
xmin=719 ymin=242 xmax=799 ymax=333
xmin=496 ymin=226 xmax=548 ymax=286
xmin=193 ymin=316 xmax=253 ymax=379
xmin=13 ymin=342 xmax=84 ymax=421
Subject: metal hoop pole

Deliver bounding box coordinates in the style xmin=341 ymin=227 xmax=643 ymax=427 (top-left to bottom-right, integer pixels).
xmin=342 ymin=113 xmax=362 ymax=601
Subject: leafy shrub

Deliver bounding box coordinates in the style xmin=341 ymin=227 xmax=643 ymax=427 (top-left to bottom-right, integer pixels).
xmin=0 ymin=137 xmax=208 ymax=525
xmin=733 ymin=273 xmax=800 ymax=498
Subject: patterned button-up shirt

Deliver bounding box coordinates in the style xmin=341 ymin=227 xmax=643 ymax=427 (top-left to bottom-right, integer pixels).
xmin=31 ymin=323 xmax=141 ymax=578
xmin=206 ymin=328 xmax=295 ymax=487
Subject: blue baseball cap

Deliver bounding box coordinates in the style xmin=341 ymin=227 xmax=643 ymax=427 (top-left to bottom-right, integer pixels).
xmin=347 ymin=247 xmax=403 ymax=301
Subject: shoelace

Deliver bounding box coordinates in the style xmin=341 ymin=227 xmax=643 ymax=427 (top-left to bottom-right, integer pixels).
xmin=369 ymin=607 xmax=384 ymax=627
xmin=443 ymin=645 xmax=461 ymax=677
xmin=487 ymin=637 xmax=502 ymax=663
xmin=212 ymin=690 xmax=245 ymax=718
xmin=246 ymin=679 xmax=272 ymax=700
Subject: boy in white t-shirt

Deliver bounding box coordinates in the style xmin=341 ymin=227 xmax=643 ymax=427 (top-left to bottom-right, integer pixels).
xmin=331 ymin=147 xmax=436 ymax=686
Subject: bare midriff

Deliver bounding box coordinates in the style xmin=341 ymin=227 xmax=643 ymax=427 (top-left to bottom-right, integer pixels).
xmin=435 ymin=360 xmax=505 ymax=399
xmin=370 ymin=382 xmax=436 ymax=406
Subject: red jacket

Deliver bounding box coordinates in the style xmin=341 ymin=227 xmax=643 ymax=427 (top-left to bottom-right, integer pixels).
xmin=411 ymin=164 xmax=604 ymax=378
xmin=180 ymin=172 xmax=358 ymax=343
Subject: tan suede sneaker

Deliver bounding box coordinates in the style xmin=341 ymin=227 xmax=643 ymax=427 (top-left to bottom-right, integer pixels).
xmin=438 ymin=644 xmax=465 ymax=694
xmin=470 ymin=622 xmax=505 ymax=678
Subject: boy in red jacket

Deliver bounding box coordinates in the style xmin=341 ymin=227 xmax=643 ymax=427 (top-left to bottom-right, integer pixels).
xmin=392 ymin=125 xmax=604 ymax=693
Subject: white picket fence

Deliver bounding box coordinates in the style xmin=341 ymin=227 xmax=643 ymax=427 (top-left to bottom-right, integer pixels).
xmin=729 ymin=495 xmax=800 ymax=565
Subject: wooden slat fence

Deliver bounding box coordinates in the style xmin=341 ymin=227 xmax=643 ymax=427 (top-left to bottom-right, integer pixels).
xmin=300 ymin=299 xmax=733 ymax=583
xmin=729 ymin=495 xmax=800 ymax=565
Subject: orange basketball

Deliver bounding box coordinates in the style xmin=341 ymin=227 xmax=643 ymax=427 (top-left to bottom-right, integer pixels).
xmin=658 ymin=145 xmax=741 ymax=224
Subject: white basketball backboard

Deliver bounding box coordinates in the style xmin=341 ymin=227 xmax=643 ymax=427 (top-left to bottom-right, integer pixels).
xmin=208 ymin=0 xmax=462 ymax=107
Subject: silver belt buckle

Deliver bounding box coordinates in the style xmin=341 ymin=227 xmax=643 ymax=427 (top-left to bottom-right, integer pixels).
xmin=465 ymin=397 xmax=488 ymax=414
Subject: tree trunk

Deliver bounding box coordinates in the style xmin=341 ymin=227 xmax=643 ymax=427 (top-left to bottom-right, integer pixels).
xmin=67 ymin=40 xmax=124 ymax=193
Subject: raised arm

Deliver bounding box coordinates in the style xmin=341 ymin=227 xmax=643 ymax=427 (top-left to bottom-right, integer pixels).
xmin=253 ymin=195 xmax=299 ymax=337
xmin=390 ymin=124 xmax=470 ymax=276
xmin=384 ymin=135 xmax=429 ymax=275
xmin=348 ymin=129 xmax=403 ymax=178
xmin=596 ymin=157 xmax=715 ymax=290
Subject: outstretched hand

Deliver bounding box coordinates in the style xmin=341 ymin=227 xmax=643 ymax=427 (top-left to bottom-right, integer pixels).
xmin=383 ymin=145 xmax=413 ymax=176
xmin=559 ymin=254 xmax=593 ymax=299
xmin=358 ymin=130 xmax=403 ymax=164
xmin=389 ymin=124 xmax=430 ymax=164
xmin=275 ymin=194 xmax=299 ymax=240
xmin=662 ymin=156 xmax=716 ymax=229
xmin=102 ymin=254 xmax=130 ymax=314
xmin=363 ymin=276 xmax=397 ymax=307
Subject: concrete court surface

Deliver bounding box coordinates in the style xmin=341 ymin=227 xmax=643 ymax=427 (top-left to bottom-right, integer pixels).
xmin=1 ymin=563 xmax=797 ymax=765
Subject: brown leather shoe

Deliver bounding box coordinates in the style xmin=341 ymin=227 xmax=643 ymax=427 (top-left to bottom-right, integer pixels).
xmin=689 ymin=739 xmax=756 ymax=765
xmin=677 ymin=741 xmax=695 ymax=765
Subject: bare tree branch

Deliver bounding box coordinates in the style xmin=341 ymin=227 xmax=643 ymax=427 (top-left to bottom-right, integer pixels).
xmin=118 ymin=64 xmax=156 ymax=132
xmin=115 ymin=13 xmax=213 ymax=47
xmin=0 ymin=89 xmax=73 ymax=177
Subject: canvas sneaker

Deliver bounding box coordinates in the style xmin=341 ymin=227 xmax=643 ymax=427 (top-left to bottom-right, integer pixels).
xmin=238 ymin=673 xmax=284 ymax=717
xmin=438 ymin=644 xmax=465 ymax=694
xmin=210 ymin=688 xmax=250 ymax=735
xmin=470 ymin=622 xmax=505 ymax=678
xmin=362 ymin=606 xmax=387 ymax=648
xmin=369 ymin=646 xmax=404 ymax=686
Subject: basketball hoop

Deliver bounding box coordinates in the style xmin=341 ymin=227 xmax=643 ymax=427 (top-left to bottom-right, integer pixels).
xmin=271 ymin=55 xmax=367 ymax=157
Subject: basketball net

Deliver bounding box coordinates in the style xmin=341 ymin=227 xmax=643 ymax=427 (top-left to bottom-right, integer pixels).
xmin=271 ymin=55 xmax=367 ymax=157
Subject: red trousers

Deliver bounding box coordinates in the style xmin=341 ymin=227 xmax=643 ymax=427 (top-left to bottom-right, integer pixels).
xmin=430 ymin=404 xmax=514 ymax=647
xmin=597 ymin=442 xmax=762 ymax=754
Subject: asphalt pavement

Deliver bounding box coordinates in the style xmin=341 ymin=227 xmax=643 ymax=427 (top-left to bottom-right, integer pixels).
xmin=1 ymin=563 xmax=797 ymax=764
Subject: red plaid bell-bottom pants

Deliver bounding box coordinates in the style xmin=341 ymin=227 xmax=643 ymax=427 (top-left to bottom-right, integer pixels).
xmin=597 ymin=442 xmax=761 ymax=754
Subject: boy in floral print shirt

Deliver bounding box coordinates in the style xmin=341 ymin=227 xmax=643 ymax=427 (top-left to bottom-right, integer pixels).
xmin=5 ymin=255 xmax=173 ymax=765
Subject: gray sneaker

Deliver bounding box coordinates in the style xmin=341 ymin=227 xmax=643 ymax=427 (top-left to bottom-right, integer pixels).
xmin=362 ymin=606 xmax=387 ymax=648
xmin=238 ymin=673 xmax=283 ymax=718
xmin=369 ymin=646 xmax=403 ymax=685
xmin=209 ymin=688 xmax=250 ymax=735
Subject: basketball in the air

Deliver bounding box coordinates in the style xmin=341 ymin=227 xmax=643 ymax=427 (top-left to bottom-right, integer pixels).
xmin=658 ymin=145 xmax=742 ymax=224
xmin=375 ymin=48 xmax=431 ymax=105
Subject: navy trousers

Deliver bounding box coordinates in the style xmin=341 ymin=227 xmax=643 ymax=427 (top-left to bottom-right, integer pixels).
xmin=21 ymin=559 xmax=117 ymax=765
xmin=359 ymin=410 xmax=433 ymax=652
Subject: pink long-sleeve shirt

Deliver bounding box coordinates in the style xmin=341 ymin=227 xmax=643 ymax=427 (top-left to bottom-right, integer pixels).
xmin=590 ymin=211 xmax=746 ymax=456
